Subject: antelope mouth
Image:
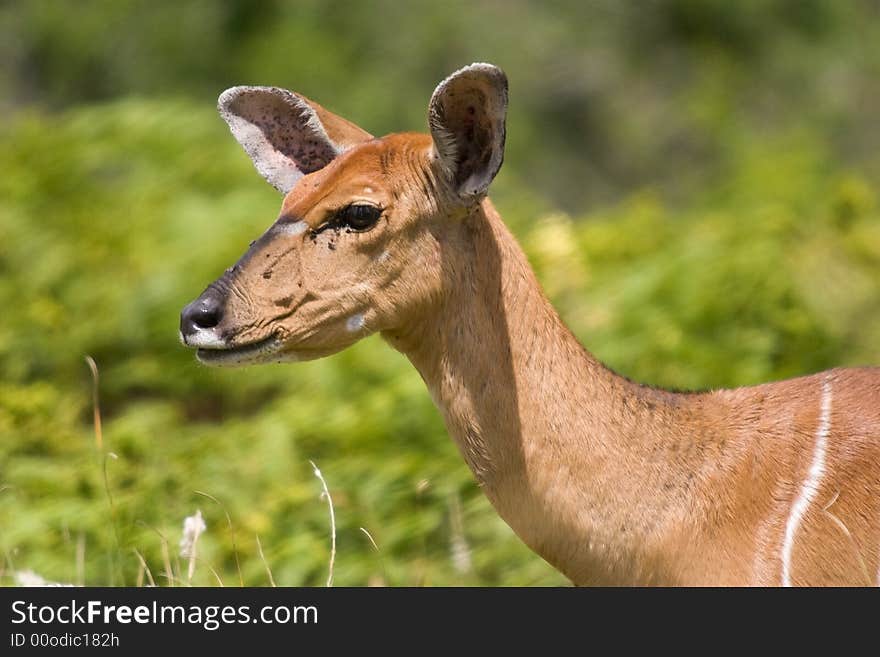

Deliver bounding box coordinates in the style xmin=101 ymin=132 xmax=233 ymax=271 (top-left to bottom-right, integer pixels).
xmin=196 ymin=334 xmax=281 ymax=367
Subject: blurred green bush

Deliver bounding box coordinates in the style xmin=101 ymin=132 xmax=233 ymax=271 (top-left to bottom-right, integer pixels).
xmin=0 ymin=1 xmax=878 ymax=586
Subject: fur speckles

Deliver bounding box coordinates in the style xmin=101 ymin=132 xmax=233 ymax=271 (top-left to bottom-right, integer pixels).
xmin=376 ymin=250 xmax=390 ymax=264
xmin=428 ymin=63 xmax=508 ymax=198
xmin=346 ymin=314 xmax=365 ymax=333
xmin=274 ymin=220 xmax=308 ymax=237
xmin=218 ymin=86 xmax=339 ymax=193
xmin=781 ymin=377 xmax=833 ymax=586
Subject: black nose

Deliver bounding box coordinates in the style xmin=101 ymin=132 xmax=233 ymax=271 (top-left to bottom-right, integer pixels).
xmin=180 ymin=292 xmax=224 ymax=338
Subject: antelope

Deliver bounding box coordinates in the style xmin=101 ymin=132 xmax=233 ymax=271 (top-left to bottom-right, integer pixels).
xmin=180 ymin=63 xmax=880 ymax=586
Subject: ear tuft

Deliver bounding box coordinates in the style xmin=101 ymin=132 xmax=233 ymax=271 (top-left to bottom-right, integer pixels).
xmin=218 ymin=86 xmax=372 ymax=194
xmin=428 ymin=63 xmax=508 ymax=200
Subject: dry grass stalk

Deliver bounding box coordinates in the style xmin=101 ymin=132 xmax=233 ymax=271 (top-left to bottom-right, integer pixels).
xmin=194 ymin=490 xmax=243 ymax=586
xmin=84 ymin=355 xmax=102 ymax=451
xmin=309 ymin=460 xmax=336 ymax=587
xmin=255 ymin=534 xmax=276 ymax=587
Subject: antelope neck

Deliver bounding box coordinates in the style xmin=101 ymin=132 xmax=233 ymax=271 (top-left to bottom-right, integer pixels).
xmin=385 ymin=199 xmax=707 ymax=584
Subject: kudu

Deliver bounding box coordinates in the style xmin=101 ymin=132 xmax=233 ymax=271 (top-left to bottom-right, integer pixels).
xmin=180 ymin=63 xmax=880 ymax=586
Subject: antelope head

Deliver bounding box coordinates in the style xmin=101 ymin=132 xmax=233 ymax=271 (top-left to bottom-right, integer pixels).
xmin=179 ymin=64 xmax=508 ymax=365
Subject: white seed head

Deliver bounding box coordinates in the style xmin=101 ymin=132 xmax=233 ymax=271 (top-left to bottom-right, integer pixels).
xmin=179 ymin=509 xmax=206 ymax=559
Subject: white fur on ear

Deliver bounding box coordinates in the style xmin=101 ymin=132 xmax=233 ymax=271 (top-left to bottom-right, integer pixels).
xmin=428 ymin=63 xmax=508 ymax=199
xmin=218 ymin=86 xmax=373 ymax=194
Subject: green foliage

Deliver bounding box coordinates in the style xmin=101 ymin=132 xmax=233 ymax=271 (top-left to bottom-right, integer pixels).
xmin=4 ymin=1 xmax=880 ymax=209
xmin=0 ymin=2 xmax=878 ymax=586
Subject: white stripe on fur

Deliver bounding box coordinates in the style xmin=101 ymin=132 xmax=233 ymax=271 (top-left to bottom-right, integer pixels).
xmin=781 ymin=377 xmax=833 ymax=586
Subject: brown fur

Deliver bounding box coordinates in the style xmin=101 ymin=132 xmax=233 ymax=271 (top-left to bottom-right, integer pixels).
xmin=182 ymin=64 xmax=880 ymax=586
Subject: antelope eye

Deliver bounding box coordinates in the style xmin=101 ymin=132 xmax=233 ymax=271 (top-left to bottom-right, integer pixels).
xmin=337 ymin=204 xmax=382 ymax=231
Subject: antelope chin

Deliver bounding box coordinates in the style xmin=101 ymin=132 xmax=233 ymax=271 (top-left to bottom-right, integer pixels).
xmin=195 ymin=335 xmax=282 ymax=367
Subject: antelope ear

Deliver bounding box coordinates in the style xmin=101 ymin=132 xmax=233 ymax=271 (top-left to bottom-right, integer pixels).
xmin=218 ymin=86 xmax=373 ymax=194
xmin=428 ymin=63 xmax=508 ymax=200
